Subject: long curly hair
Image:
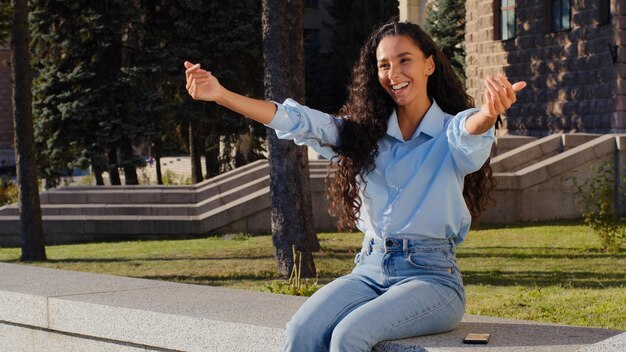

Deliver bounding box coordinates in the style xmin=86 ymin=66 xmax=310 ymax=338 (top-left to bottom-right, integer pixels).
xmin=327 ymin=21 xmax=496 ymax=230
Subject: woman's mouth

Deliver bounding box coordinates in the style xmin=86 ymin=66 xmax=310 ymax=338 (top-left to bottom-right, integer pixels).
xmin=391 ymin=82 xmax=409 ymax=91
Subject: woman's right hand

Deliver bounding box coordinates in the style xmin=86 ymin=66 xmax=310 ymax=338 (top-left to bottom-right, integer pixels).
xmin=184 ymin=60 xmax=277 ymax=124
xmin=184 ymin=61 xmax=223 ymax=102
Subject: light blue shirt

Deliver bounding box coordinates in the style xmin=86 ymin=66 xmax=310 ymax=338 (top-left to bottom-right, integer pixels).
xmin=266 ymin=99 xmax=495 ymax=244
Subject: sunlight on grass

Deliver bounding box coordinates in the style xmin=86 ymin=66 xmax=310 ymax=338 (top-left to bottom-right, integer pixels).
xmin=1 ymin=222 xmax=624 ymax=330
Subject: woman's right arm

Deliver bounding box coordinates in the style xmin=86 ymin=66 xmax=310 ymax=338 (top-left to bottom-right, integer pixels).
xmin=185 ymin=61 xmax=276 ymax=124
xmin=184 ymin=61 xmax=342 ymax=158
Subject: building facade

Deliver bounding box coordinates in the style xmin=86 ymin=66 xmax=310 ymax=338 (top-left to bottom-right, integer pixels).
xmin=400 ymin=0 xmax=430 ymax=26
xmin=464 ymin=0 xmax=622 ymax=136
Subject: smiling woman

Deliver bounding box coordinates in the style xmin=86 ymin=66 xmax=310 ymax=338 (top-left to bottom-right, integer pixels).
xmin=376 ymin=35 xmax=434 ymax=140
xmin=184 ymin=20 xmax=526 ymax=352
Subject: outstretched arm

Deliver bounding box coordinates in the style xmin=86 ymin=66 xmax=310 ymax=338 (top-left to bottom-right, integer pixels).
xmin=465 ymin=73 xmax=527 ymax=135
xmin=184 ymin=61 xmax=276 ymax=124
xmin=184 ymin=61 xmax=342 ymax=159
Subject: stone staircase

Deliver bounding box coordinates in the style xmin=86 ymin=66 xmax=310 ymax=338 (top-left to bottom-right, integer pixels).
xmin=0 ymin=160 xmax=335 ymax=246
xmin=1 ymin=134 xmax=626 ymax=245
xmin=482 ymin=133 xmax=617 ymax=223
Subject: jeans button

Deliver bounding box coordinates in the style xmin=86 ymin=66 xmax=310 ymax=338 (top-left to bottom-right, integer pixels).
xmin=385 ymin=239 xmax=393 ymax=247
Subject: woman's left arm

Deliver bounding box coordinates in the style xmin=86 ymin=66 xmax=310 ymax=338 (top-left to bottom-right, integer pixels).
xmin=465 ymin=73 xmax=527 ymax=135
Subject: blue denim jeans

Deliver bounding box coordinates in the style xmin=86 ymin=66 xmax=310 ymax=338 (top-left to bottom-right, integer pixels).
xmin=283 ymin=237 xmax=466 ymax=352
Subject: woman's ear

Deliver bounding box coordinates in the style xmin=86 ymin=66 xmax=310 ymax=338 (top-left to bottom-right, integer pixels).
xmin=426 ymin=55 xmax=435 ymax=76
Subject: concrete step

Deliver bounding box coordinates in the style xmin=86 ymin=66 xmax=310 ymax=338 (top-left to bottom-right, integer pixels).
xmin=39 ymin=160 xmax=271 ymax=205
xmin=0 ymin=176 xmax=271 ymax=217
xmin=491 ymin=133 xmax=600 ymax=173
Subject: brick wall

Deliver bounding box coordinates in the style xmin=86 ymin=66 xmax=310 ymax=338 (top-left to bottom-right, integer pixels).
xmin=465 ymin=0 xmax=620 ymax=136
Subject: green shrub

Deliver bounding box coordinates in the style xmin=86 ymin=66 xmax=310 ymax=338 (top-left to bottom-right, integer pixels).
xmin=138 ymin=168 xmax=151 ymax=185
xmin=266 ymin=279 xmax=319 ymax=297
xmin=77 ymin=174 xmax=94 ymax=186
xmin=0 ymin=178 xmax=19 ymax=206
xmin=162 ymin=169 xmax=192 ymax=186
xmin=266 ymin=246 xmax=320 ymax=296
xmin=571 ymin=162 xmax=626 ymax=252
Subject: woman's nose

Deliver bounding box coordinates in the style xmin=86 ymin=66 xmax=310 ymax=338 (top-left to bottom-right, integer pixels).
xmin=388 ymin=65 xmax=399 ymax=80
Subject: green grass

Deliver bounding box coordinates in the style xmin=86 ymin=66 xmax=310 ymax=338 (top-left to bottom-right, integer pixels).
xmin=1 ymin=222 xmax=624 ymax=330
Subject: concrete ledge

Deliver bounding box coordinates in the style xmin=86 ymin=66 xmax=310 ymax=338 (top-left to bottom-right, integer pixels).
xmin=576 ymin=332 xmax=626 ymax=352
xmin=0 ymin=263 xmax=622 ymax=352
xmin=492 ymin=135 xmax=537 ymax=157
xmin=0 ymin=263 xmax=302 ymax=352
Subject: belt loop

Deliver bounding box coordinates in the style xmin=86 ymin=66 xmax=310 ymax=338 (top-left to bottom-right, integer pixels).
xmin=448 ymin=237 xmax=456 ymax=254
xmin=402 ymin=239 xmax=408 ymax=256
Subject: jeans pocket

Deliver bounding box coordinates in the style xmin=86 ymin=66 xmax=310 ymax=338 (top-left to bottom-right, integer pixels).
xmin=405 ymin=251 xmax=453 ymax=273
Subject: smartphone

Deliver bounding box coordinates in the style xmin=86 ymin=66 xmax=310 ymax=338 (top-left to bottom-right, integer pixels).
xmin=463 ymin=333 xmax=490 ymax=344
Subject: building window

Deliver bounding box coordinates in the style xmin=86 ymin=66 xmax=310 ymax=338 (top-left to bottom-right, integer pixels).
xmin=598 ymin=0 xmax=610 ymax=26
xmin=548 ymin=0 xmax=571 ymax=31
xmin=304 ymin=0 xmax=319 ymax=9
xmin=495 ymin=0 xmax=516 ymax=41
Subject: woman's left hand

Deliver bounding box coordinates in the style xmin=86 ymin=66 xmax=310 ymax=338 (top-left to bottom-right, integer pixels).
xmin=482 ymin=73 xmax=526 ymax=118
xmin=466 ymin=73 xmax=527 ymax=135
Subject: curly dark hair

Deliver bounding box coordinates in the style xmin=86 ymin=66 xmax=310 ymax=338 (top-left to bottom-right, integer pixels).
xmin=327 ymin=21 xmax=496 ymax=230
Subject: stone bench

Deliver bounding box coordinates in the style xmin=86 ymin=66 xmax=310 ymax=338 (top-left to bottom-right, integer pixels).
xmin=0 ymin=263 xmax=622 ymax=352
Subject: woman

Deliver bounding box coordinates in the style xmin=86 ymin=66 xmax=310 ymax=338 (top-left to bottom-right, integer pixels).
xmin=185 ymin=20 xmax=525 ymax=352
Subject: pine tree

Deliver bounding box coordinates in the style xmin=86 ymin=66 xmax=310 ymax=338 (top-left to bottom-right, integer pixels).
xmin=29 ymin=0 xmax=264 ymax=186
xmin=30 ymin=0 xmax=149 ymax=187
xmin=155 ymin=0 xmax=264 ymax=180
xmin=308 ymin=0 xmax=399 ymax=113
xmin=0 ymin=2 xmax=11 ymax=43
xmin=424 ymin=0 xmax=466 ymax=86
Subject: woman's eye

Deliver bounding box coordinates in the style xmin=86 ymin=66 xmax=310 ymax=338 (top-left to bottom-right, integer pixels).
xmin=401 ymin=58 xmax=410 ymax=63
xmin=379 ymin=64 xmax=389 ymax=69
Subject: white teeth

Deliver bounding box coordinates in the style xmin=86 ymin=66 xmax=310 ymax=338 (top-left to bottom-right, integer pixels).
xmin=392 ymin=82 xmax=409 ymax=90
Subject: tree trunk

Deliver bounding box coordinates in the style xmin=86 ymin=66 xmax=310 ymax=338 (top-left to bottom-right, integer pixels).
xmin=155 ymin=156 xmax=162 ymax=184
xmin=121 ymin=140 xmax=139 ymax=185
xmin=94 ymin=171 xmax=104 ymax=186
xmin=10 ymin=0 xmax=46 ymax=261
xmin=189 ymin=124 xmax=203 ymax=183
xmin=262 ymin=0 xmax=316 ymax=278
xmin=92 ymin=160 xmax=104 ymax=186
xmin=288 ymin=0 xmax=320 ymax=273
xmin=89 ymin=149 xmax=105 ymax=186
xmin=154 ymin=139 xmax=163 ymax=185
xmin=204 ymin=130 xmax=220 ymax=178
xmin=96 ymin=0 xmax=123 ymax=186
xmin=107 ymin=148 xmax=121 ymax=185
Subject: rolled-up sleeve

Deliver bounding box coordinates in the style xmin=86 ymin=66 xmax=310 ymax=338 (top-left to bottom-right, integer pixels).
xmin=446 ymin=108 xmax=495 ymax=175
xmin=266 ymin=98 xmax=342 ymax=159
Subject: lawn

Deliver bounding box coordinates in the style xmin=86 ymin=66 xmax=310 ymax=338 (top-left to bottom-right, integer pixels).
xmin=0 ymin=221 xmax=624 ymax=330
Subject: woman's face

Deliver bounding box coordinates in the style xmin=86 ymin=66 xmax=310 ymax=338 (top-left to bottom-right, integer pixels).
xmin=376 ymin=35 xmax=434 ymax=109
